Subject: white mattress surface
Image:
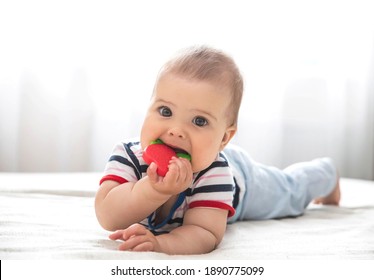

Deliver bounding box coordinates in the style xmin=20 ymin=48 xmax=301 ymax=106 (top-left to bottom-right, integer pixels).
xmin=1 ymin=173 xmax=373 ymax=259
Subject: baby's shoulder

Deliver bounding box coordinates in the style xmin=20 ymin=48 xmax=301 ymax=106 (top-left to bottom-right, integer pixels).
xmin=111 ymin=139 xmax=143 ymax=160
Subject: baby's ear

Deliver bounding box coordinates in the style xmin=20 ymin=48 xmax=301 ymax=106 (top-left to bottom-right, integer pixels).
xmin=220 ymin=126 xmax=237 ymax=151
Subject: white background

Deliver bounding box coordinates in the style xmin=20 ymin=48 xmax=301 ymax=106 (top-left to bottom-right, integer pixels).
xmin=1 ymin=0 xmax=373 ymax=179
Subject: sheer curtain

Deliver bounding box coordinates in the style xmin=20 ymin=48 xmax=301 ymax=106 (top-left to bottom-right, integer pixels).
xmin=1 ymin=0 xmax=373 ymax=179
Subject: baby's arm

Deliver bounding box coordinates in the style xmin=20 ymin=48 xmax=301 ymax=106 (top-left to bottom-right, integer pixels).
xmin=109 ymin=207 xmax=228 ymax=254
xmin=95 ymin=177 xmax=169 ymax=231
xmin=95 ymin=157 xmax=193 ymax=231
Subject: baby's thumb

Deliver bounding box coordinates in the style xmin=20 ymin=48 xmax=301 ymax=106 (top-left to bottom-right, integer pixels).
xmin=147 ymin=162 xmax=159 ymax=183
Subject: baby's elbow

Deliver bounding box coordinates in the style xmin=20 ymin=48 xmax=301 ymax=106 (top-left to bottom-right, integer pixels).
xmin=98 ymin=219 xmax=117 ymax=232
xmin=211 ymin=229 xmax=225 ymax=249
xmin=94 ymin=180 xmax=124 ymax=230
xmin=95 ymin=198 xmax=116 ymax=231
xmin=95 ymin=209 xmax=118 ymax=231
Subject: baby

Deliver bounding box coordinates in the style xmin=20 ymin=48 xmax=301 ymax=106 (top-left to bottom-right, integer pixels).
xmin=95 ymin=46 xmax=340 ymax=255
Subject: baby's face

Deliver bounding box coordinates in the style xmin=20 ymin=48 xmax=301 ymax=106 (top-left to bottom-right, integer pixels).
xmin=141 ymin=74 xmax=236 ymax=173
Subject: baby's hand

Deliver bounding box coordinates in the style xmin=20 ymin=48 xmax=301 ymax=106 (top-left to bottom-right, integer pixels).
xmin=147 ymin=157 xmax=193 ymax=195
xmin=109 ymin=224 xmax=160 ymax=252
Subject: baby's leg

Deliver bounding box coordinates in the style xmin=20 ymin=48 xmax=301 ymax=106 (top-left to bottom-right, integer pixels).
xmin=238 ymin=157 xmax=338 ymax=220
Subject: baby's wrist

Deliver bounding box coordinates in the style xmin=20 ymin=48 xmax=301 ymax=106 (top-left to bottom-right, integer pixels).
xmin=139 ymin=176 xmax=171 ymax=203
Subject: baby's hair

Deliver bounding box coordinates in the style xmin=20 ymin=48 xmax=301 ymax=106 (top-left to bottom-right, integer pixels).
xmin=157 ymin=45 xmax=243 ymax=127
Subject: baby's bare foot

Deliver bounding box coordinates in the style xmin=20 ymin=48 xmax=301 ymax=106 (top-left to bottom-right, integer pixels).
xmin=314 ymin=178 xmax=340 ymax=206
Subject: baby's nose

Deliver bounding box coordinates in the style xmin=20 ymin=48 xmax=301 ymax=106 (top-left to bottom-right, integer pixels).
xmin=168 ymin=127 xmax=186 ymax=139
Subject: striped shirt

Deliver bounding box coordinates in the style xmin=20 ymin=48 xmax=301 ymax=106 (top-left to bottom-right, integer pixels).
xmin=100 ymin=141 xmax=241 ymax=234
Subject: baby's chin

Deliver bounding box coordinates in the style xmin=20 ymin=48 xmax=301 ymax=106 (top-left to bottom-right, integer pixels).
xmin=191 ymin=160 xmax=214 ymax=173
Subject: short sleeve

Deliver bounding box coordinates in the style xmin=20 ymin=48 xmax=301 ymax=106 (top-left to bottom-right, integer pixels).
xmin=99 ymin=141 xmax=144 ymax=185
xmin=186 ymin=159 xmax=236 ymax=217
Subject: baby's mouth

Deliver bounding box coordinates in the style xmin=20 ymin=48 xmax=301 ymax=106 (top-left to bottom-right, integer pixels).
xmin=173 ymin=149 xmax=191 ymax=161
xmin=150 ymin=139 xmax=191 ymax=160
xmin=170 ymin=146 xmax=188 ymax=155
xmin=166 ymin=145 xmax=189 ymax=157
xmin=159 ymin=141 xmax=191 ymax=160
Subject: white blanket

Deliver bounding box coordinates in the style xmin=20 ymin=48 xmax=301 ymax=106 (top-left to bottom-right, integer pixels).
xmin=1 ymin=173 xmax=373 ymax=259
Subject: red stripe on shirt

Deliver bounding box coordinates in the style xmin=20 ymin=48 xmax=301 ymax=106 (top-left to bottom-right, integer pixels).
xmin=99 ymin=175 xmax=128 ymax=185
xmin=189 ymin=200 xmax=235 ymax=217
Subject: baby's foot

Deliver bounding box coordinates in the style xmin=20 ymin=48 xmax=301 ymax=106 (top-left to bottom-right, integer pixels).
xmin=314 ymin=178 xmax=340 ymax=206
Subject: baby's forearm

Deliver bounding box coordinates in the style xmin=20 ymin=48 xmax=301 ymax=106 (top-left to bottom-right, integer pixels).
xmin=95 ymin=178 xmax=170 ymax=231
xmin=154 ymin=208 xmax=227 ymax=254
xmin=155 ymin=224 xmax=220 ymax=255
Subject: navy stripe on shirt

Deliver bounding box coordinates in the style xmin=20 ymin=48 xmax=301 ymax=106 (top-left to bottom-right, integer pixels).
xmin=123 ymin=142 xmax=142 ymax=180
xmin=186 ymin=184 xmax=234 ymax=196
xmin=193 ymin=160 xmax=229 ymax=184
xmin=232 ymin=177 xmax=240 ymax=209
xmin=109 ymin=155 xmax=134 ymax=168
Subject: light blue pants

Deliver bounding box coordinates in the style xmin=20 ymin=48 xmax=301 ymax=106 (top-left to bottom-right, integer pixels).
xmin=224 ymin=144 xmax=337 ymax=222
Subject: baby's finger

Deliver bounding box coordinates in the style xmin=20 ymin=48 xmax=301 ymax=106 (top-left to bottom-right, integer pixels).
xmin=132 ymin=241 xmax=154 ymax=252
xmin=179 ymin=157 xmax=192 ymax=178
xmin=169 ymin=157 xmax=192 ymax=183
xmin=118 ymin=234 xmax=151 ymax=251
xmin=147 ymin=162 xmax=159 ymax=183
xmin=122 ymin=223 xmax=148 ymax=240
xmin=109 ymin=230 xmax=126 ymax=241
xmin=164 ymin=160 xmax=179 ymax=182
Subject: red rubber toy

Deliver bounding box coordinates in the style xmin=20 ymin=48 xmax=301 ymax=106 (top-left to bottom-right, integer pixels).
xmin=142 ymin=139 xmax=191 ymax=177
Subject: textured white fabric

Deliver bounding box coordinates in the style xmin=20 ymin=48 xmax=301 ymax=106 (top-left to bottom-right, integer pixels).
xmin=0 ymin=173 xmax=373 ymax=260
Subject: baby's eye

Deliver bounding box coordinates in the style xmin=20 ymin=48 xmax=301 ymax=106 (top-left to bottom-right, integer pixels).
xmin=158 ymin=106 xmax=172 ymax=117
xmin=193 ymin=116 xmax=208 ymax=127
